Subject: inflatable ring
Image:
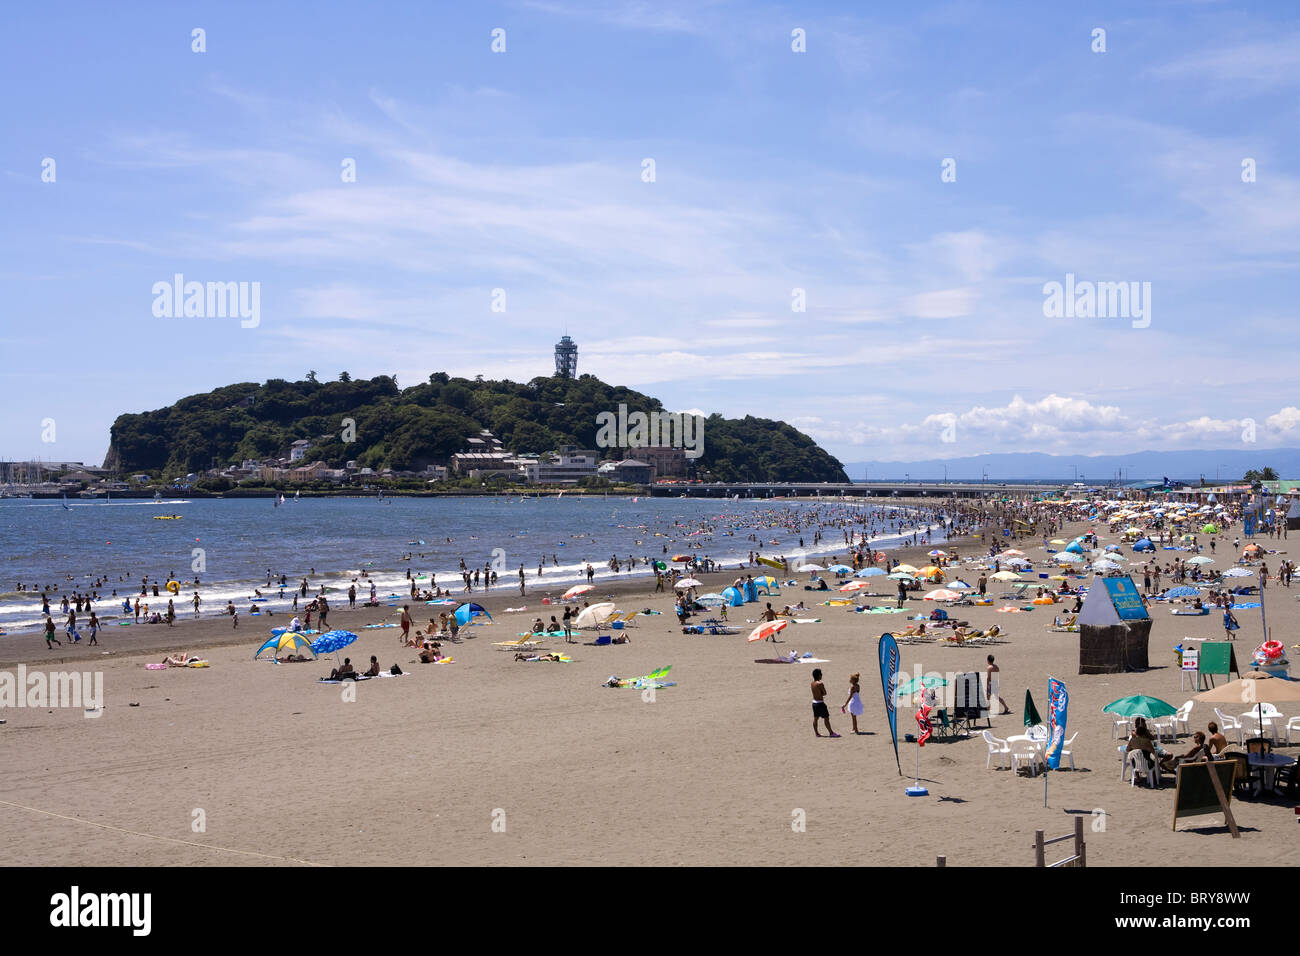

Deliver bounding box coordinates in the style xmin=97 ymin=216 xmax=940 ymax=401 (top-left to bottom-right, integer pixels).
xmin=1261 ymin=640 xmax=1284 ymax=660
xmin=166 ymin=580 xmax=180 ymax=595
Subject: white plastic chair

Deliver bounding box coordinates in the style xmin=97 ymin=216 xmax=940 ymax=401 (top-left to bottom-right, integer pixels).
xmin=1242 ymin=704 xmax=1283 ymax=745
xmin=1110 ymin=713 xmax=1131 ymax=741
xmin=1056 ymin=732 xmax=1078 ymax=771
xmin=1214 ymin=708 xmax=1244 ymax=747
xmin=1117 ymin=744 xmax=1129 ymax=779
xmin=1170 ymin=700 xmax=1194 ymax=737
xmin=1123 ymin=749 xmax=1158 ymax=788
xmin=1010 ymin=739 xmax=1044 ymax=776
xmin=1285 ymin=716 xmax=1300 ymax=746
xmin=982 ymin=730 xmax=1011 ymax=770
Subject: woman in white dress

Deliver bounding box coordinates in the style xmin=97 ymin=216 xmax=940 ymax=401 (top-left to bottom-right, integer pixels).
xmin=842 ymin=672 xmax=865 ymax=734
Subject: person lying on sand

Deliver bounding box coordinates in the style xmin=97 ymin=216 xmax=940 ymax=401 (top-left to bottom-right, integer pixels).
xmin=419 ymin=643 xmax=442 ymax=663
xmin=277 ymin=654 xmax=309 ymax=663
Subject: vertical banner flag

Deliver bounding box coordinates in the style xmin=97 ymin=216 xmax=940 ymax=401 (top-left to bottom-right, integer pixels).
xmin=878 ymin=634 xmax=901 ymax=774
xmin=916 ymin=699 xmax=933 ymax=747
xmin=1045 ymin=677 xmax=1068 ymax=770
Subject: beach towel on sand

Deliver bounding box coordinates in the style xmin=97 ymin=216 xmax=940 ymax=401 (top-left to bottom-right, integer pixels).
xmin=318 ymin=671 xmax=409 ymax=684
xmin=754 ymin=657 xmax=830 ymax=664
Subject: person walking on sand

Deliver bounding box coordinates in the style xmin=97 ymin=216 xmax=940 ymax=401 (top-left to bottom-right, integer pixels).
xmin=318 ymin=595 xmax=329 ymax=630
xmin=400 ymin=605 xmax=412 ymax=644
xmin=87 ymin=610 xmax=99 ymax=646
xmin=811 ymin=668 xmax=839 ymax=738
xmin=841 ymin=672 xmax=865 ymax=734
xmin=44 ymin=614 xmax=60 ymax=648
xmin=897 ymin=578 xmax=907 ymax=608
xmin=1223 ymin=607 xmax=1239 ymax=640
xmin=987 ymin=654 xmax=1011 ymax=714
xmin=348 ymin=584 xmax=356 ymax=609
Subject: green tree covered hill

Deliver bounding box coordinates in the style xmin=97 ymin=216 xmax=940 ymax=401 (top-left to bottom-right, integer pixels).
xmin=106 ymin=373 xmax=848 ymax=483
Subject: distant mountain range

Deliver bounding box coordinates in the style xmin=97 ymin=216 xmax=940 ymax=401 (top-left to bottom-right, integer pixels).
xmin=842 ymin=449 xmax=1300 ymax=483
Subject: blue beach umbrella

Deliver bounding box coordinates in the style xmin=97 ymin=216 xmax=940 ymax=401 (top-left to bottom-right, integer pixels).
xmin=312 ymin=630 xmax=358 ymax=655
xmin=1165 ymin=586 xmax=1201 ymax=598
xmin=856 ymin=567 xmax=886 ymax=577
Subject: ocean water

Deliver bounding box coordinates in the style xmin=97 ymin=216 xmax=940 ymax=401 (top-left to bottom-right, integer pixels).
xmin=0 ymin=495 xmax=950 ymax=633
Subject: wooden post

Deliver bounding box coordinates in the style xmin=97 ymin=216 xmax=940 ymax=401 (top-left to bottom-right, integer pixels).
xmin=936 ymin=855 xmax=946 ymax=867
xmin=1033 ymin=830 xmax=1046 ymax=867
xmin=1074 ymin=816 xmax=1086 ymax=867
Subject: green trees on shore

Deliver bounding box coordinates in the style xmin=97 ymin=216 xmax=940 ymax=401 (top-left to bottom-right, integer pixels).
xmin=108 ymin=374 xmax=849 ymax=483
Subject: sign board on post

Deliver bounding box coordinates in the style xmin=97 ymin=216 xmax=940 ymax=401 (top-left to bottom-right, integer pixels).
xmin=1101 ymin=577 xmax=1149 ymax=621
xmin=1181 ymin=647 xmax=1199 ymax=671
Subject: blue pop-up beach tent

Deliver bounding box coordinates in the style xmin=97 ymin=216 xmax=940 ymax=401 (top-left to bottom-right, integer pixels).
xmin=720 ymin=587 xmax=744 ymax=607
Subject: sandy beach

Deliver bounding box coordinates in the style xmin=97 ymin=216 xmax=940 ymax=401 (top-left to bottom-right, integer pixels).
xmin=1 ymin=507 xmax=1294 ymax=867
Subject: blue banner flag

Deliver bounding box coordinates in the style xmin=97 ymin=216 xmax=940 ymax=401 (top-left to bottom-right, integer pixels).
xmin=1045 ymin=677 xmax=1068 ymax=770
xmin=878 ymin=633 xmax=901 ymax=774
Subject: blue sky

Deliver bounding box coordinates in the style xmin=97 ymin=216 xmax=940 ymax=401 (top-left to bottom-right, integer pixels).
xmin=2 ymin=0 xmax=1298 ymax=466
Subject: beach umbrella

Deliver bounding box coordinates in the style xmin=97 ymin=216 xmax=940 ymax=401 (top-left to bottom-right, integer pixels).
xmin=696 ymin=592 xmax=725 ymax=606
xmin=1195 ymin=672 xmax=1300 ymax=737
xmin=563 ymin=584 xmax=595 ymax=600
xmin=1187 ymin=556 xmax=1214 ymax=565
xmin=991 ymin=570 xmax=1023 ymax=581
xmin=927 ymin=549 xmax=946 ymax=557
xmin=888 ymin=571 xmax=917 ymax=581
xmin=1166 ymin=585 xmax=1201 ymax=598
xmin=674 ymin=577 xmax=703 ymax=588
xmin=1000 ymin=549 xmax=1026 ymax=557
xmin=839 ymin=581 xmax=869 ymax=592
xmin=1055 ymin=552 xmax=1084 ymax=564
xmin=311 ymin=630 xmax=357 ymax=655
xmin=856 ymin=567 xmax=885 ymax=577
xmin=893 ymin=564 xmax=919 ymax=574
xmin=1024 ymin=690 xmax=1043 ymax=729
xmin=923 ymin=588 xmax=961 ymax=601
xmin=254 ymin=631 xmax=317 ymax=660
xmin=917 ymin=565 xmax=945 ymax=579
xmin=574 ymin=602 xmax=616 ymax=628
xmin=454 ymin=602 xmax=492 ymax=626
xmin=896 ymin=673 xmax=948 ymax=697
xmin=1005 ymin=557 xmax=1032 ymax=566
xmin=1223 ymin=567 xmax=1253 ymax=578
xmin=949 ymin=580 xmax=973 ymax=590
xmin=1050 ymin=539 xmax=1067 ymax=545
xmin=1102 ymin=695 xmax=1178 ymax=719
xmin=827 ymin=564 xmax=853 ymax=574
xmin=796 ymin=563 xmax=826 ymax=572
xmin=747 ymin=620 xmax=788 ymax=643
xmin=1105 ymin=544 xmax=1122 ymax=552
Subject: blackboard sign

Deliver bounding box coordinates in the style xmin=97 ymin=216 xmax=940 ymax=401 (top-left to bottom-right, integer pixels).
xmin=1198 ymin=642 xmax=1240 ymax=681
xmin=1172 ymin=760 xmax=1239 ymax=836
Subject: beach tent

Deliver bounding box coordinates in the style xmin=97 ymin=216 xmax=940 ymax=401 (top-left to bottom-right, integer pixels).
xmin=1287 ymin=499 xmax=1300 ymax=531
xmin=255 ymin=632 xmax=317 ymax=660
xmin=1132 ymin=538 xmax=1154 ymax=552
xmin=1078 ymin=574 xmax=1151 ymax=674
xmin=753 ymin=575 xmax=779 ymax=595
xmin=742 ymin=579 xmax=759 ymax=602
xmin=720 ymin=586 xmax=745 ymax=607
xmin=454 ymin=602 xmax=493 ymax=626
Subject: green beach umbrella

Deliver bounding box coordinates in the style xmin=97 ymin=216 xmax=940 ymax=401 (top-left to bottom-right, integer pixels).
xmin=1024 ymin=689 xmax=1043 ymax=728
xmin=896 ymin=674 xmax=948 ymax=696
xmin=1102 ymin=694 xmax=1178 ymax=719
